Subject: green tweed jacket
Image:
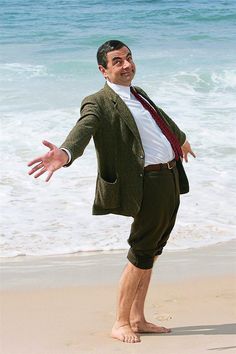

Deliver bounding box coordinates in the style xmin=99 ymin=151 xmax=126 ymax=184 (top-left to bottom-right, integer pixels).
xmin=60 ymin=83 xmax=188 ymax=217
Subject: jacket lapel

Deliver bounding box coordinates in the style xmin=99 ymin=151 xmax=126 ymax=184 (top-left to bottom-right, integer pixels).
xmin=103 ymin=83 xmax=142 ymax=145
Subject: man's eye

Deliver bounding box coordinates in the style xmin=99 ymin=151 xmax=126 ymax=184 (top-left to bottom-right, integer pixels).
xmin=114 ymin=60 xmax=122 ymax=65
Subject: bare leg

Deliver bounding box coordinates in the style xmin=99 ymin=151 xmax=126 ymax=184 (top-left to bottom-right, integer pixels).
xmin=130 ymin=257 xmax=171 ymax=334
xmin=111 ymin=262 xmax=147 ymax=343
xmin=130 ymin=268 xmax=152 ymax=327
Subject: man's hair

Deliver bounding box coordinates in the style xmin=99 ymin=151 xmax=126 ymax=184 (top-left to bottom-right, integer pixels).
xmin=97 ymin=40 xmax=131 ymax=68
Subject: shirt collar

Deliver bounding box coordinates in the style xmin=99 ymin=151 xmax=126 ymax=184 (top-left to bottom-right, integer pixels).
xmin=106 ymin=80 xmax=131 ymax=99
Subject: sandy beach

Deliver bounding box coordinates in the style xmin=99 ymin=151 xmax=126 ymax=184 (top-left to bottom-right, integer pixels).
xmin=0 ymin=240 xmax=235 ymax=354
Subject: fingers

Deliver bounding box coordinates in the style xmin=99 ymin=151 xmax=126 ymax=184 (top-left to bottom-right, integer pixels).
xmin=28 ymin=157 xmax=43 ymax=167
xmin=185 ymin=149 xmax=196 ymax=162
xmin=181 ymin=140 xmax=196 ymax=163
xmin=27 ymin=141 xmax=57 ymax=182
xmin=34 ymin=167 xmax=47 ymax=179
xmin=33 ymin=167 xmax=54 ymax=181
xmin=45 ymin=171 xmax=54 ymax=182
xmin=183 ymin=151 xmax=196 ymax=162
xmin=28 ymin=140 xmax=55 ymax=167
xmin=28 ymin=162 xmax=44 ymax=175
xmin=42 ymin=140 xmax=55 ymax=151
xmin=190 ymin=150 xmax=196 ymax=158
xmin=184 ymin=153 xmax=188 ymax=163
xmin=28 ymin=164 xmax=54 ymax=182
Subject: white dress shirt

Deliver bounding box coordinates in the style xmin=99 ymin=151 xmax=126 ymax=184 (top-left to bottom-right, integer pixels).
xmin=107 ymin=81 xmax=174 ymax=166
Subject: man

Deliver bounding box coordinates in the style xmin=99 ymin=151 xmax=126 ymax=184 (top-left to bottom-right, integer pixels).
xmin=28 ymin=40 xmax=195 ymax=344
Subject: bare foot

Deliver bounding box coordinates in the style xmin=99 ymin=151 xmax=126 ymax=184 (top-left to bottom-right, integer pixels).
xmin=111 ymin=322 xmax=141 ymax=343
xmin=131 ymin=320 xmax=171 ymax=334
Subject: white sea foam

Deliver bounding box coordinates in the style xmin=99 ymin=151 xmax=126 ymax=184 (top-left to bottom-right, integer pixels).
xmin=0 ymin=63 xmax=48 ymax=78
xmin=0 ymin=90 xmax=235 ymax=257
xmin=211 ymin=70 xmax=236 ymax=89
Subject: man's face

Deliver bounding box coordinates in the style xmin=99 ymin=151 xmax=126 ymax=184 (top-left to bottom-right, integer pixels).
xmin=99 ymin=46 xmax=136 ymax=86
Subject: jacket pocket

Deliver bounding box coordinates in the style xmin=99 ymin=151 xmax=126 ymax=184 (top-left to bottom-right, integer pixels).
xmin=94 ymin=175 xmax=120 ymax=209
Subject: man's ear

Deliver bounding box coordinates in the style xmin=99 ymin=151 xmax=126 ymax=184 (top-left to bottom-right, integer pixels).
xmin=98 ymin=65 xmax=107 ymax=78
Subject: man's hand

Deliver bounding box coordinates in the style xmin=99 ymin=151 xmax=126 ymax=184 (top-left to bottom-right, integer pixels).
xmin=181 ymin=140 xmax=196 ymax=162
xmin=27 ymin=140 xmax=69 ymax=182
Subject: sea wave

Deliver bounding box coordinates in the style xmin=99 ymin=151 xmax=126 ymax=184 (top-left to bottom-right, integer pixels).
xmin=164 ymin=69 xmax=236 ymax=92
xmin=0 ymin=63 xmax=48 ymax=79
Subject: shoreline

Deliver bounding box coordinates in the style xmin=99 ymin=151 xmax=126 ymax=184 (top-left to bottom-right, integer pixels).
xmin=1 ymin=234 xmax=236 ymax=260
xmin=0 ymin=239 xmax=235 ymax=290
xmin=1 ymin=236 xmax=236 ymax=260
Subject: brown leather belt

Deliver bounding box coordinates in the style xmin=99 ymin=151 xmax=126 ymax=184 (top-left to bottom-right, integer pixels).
xmin=144 ymin=159 xmax=176 ymax=172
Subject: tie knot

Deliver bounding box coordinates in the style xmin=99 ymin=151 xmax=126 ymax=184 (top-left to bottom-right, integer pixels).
xmin=130 ymin=86 xmax=135 ymax=94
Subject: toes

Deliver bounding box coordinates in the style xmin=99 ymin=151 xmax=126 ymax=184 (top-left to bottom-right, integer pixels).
xmin=123 ymin=335 xmax=131 ymax=343
xmin=133 ymin=336 xmax=139 ymax=343
xmin=131 ymin=335 xmax=139 ymax=343
xmin=111 ymin=324 xmax=141 ymax=343
xmin=123 ymin=335 xmax=129 ymax=343
xmin=123 ymin=334 xmax=140 ymax=343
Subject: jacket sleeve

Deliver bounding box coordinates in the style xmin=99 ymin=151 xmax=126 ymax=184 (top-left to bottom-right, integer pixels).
xmin=60 ymin=96 xmax=100 ymax=166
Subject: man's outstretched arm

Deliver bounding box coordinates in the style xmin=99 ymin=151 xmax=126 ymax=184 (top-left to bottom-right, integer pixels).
xmin=27 ymin=140 xmax=69 ymax=182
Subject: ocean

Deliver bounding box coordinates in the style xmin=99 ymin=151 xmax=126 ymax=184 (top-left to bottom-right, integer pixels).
xmin=1 ymin=0 xmax=236 ymax=257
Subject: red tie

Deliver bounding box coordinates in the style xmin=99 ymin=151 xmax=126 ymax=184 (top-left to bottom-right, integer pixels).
xmin=130 ymin=87 xmax=183 ymax=160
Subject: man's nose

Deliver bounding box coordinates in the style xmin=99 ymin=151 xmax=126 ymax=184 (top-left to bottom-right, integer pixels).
xmin=123 ymin=60 xmax=131 ymax=69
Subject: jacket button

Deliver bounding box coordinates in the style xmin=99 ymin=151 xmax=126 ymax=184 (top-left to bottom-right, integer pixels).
xmin=140 ymin=155 xmax=144 ymax=159
xmin=140 ymin=173 xmax=143 ymax=177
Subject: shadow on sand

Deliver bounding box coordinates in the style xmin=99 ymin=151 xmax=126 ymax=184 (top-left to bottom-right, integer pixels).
xmin=169 ymin=323 xmax=236 ymax=336
xmin=140 ymin=324 xmax=236 ymax=351
xmin=141 ymin=323 xmax=236 ymax=336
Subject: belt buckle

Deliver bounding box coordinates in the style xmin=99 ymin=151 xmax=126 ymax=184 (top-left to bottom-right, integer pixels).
xmin=167 ymin=161 xmax=174 ymax=169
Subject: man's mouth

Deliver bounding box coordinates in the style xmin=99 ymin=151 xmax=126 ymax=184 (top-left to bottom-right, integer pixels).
xmin=121 ymin=72 xmax=132 ymax=76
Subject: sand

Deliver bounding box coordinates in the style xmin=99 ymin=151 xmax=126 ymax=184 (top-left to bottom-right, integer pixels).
xmin=0 ymin=240 xmax=236 ymax=354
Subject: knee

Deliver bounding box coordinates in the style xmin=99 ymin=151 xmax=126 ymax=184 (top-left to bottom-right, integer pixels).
xmin=127 ymin=261 xmax=152 ymax=274
xmin=127 ymin=249 xmax=154 ymax=270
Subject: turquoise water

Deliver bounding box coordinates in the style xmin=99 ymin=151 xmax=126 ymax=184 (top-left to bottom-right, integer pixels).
xmin=1 ymin=0 xmax=236 ymax=256
xmin=1 ymin=0 xmax=235 ymax=110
